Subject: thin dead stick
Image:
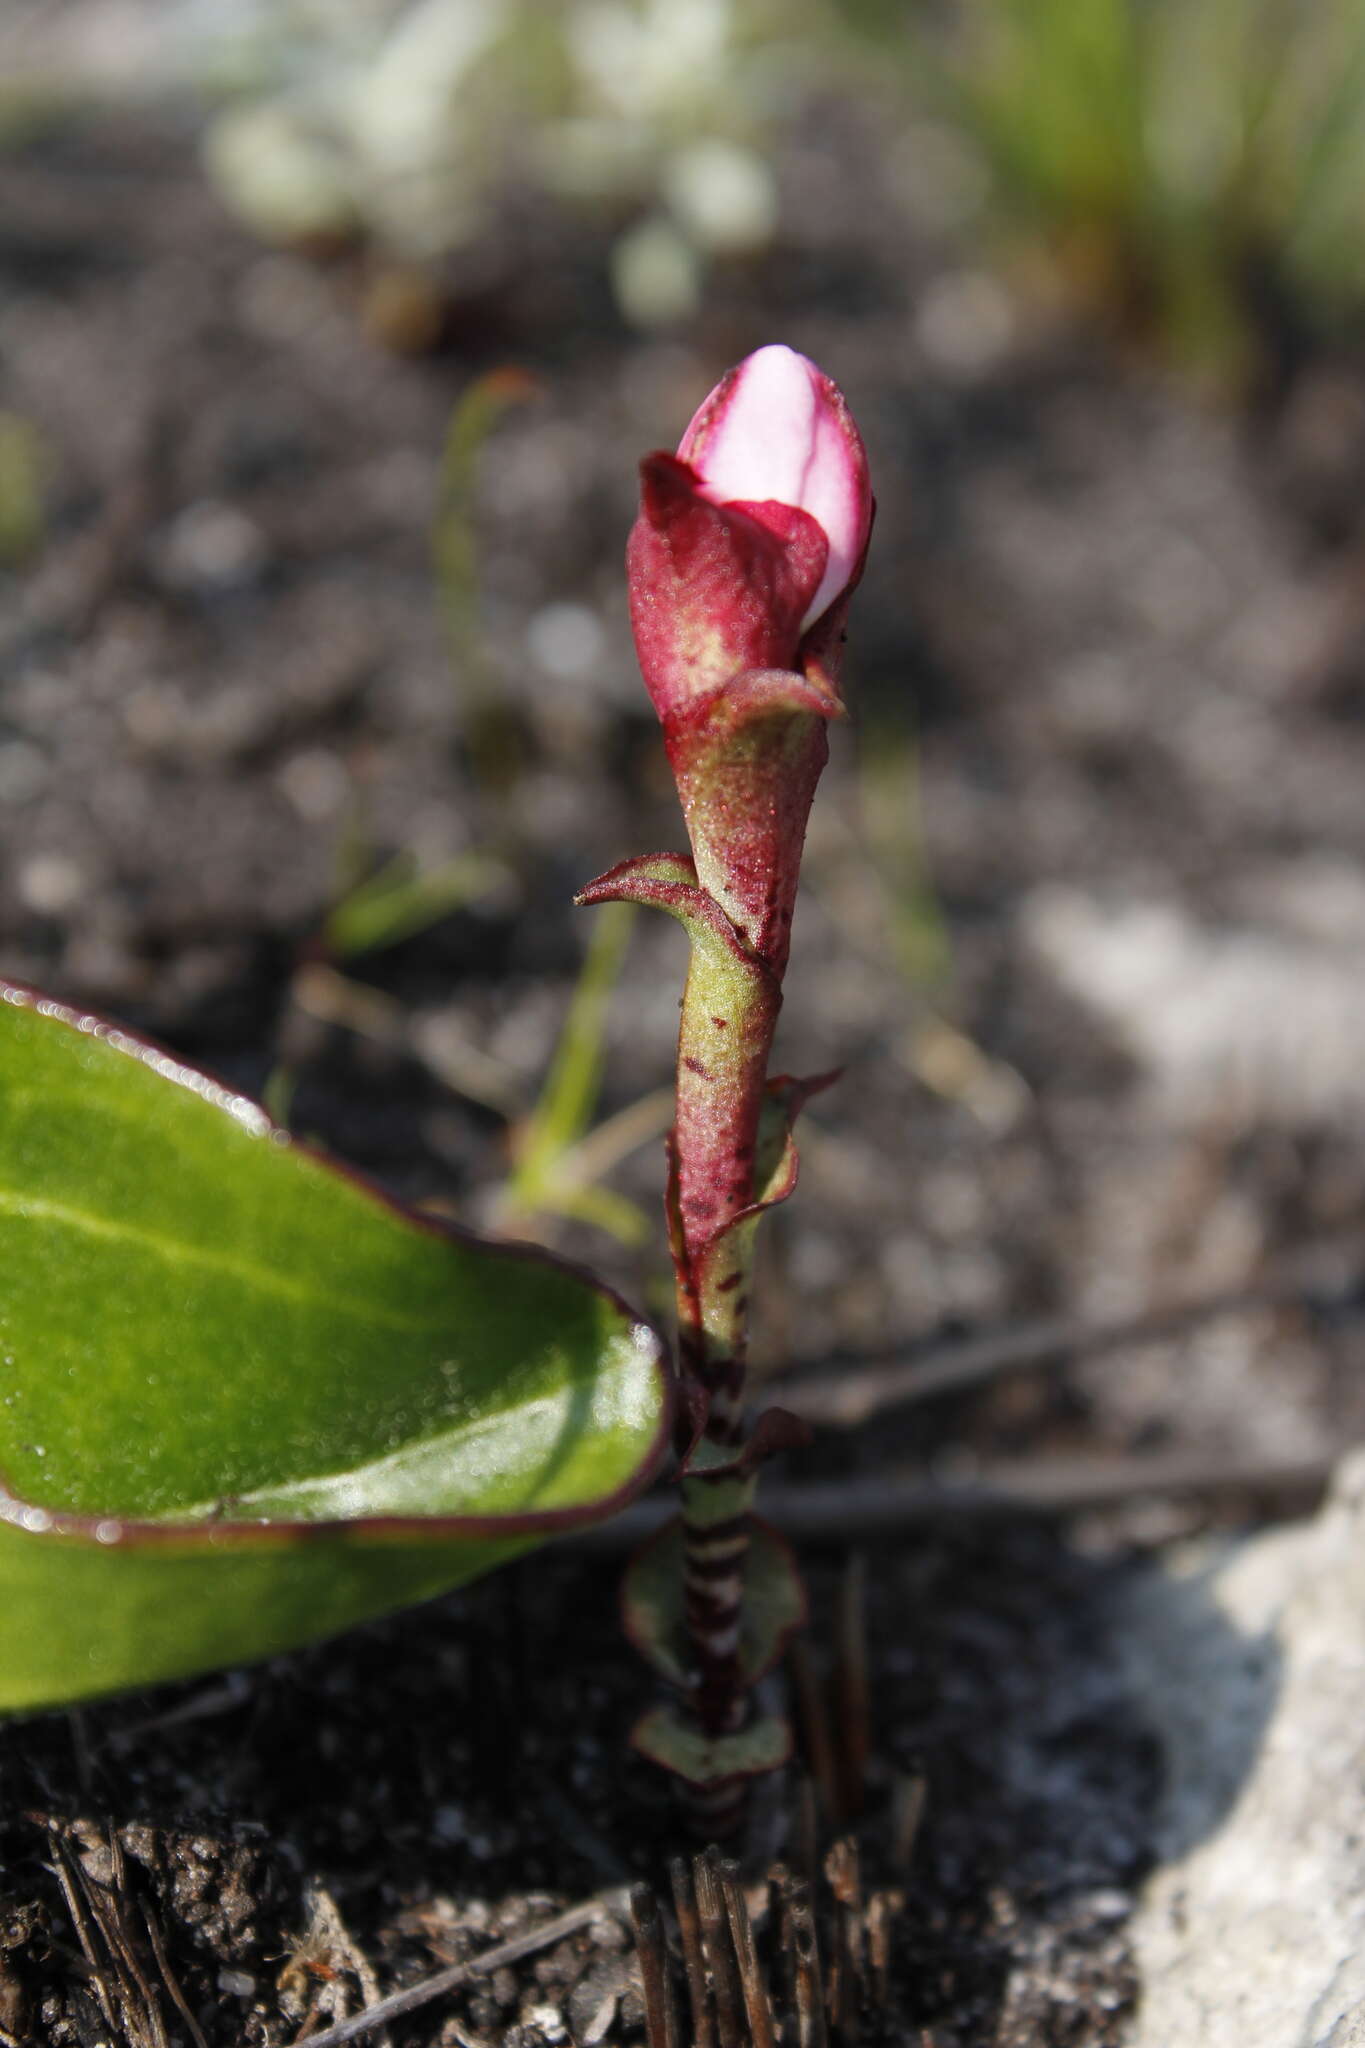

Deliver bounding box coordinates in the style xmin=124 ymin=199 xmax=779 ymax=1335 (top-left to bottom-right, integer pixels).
xmin=142 ymin=1905 xmax=210 ymax=2048
xmin=106 ymin=1671 xmax=252 ymax=1751
xmin=834 ymin=1553 xmax=869 ymax=1823
xmin=720 ymin=1860 xmax=778 ymax=2048
xmin=47 ymin=1826 xmax=170 ymax=2047
xmin=695 ymin=1849 xmax=748 ymax=2048
xmin=670 ymin=1855 xmax=717 ymax=2048
xmin=297 ymin=1892 xmax=628 ymax=2048
xmin=788 ymin=1640 xmax=840 ymax=1827
xmin=757 ymin=1450 xmax=1342 ymax=1537
xmin=867 ymin=1892 xmax=902 ymax=2012
xmin=825 ymin=1839 xmax=864 ymax=2046
xmin=46 ymin=1831 xmax=119 ymax=2037
xmin=890 ymin=1773 xmax=927 ymax=1876
xmin=768 ymin=1865 xmax=798 ymax=2033
xmin=631 ymin=1883 xmax=681 ymax=2048
xmin=788 ymin=1879 xmax=829 ymax=2048
xmin=779 ymin=1238 xmax=1365 ymax=1429
xmin=793 ymin=1773 xmax=821 ymax=1893
xmin=293 ymin=962 xmax=524 ymax=1119
xmin=552 ymin=1085 xmax=674 ymax=1190
xmin=580 ymin=1445 xmax=1346 ymax=1552
xmin=85 ymin=1831 xmax=169 ymax=2048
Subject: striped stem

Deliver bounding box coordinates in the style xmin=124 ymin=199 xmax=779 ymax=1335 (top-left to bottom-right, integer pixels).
xmin=670 ymin=931 xmax=779 ymax=1749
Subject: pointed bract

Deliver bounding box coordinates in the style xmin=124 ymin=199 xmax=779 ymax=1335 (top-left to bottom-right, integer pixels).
xmin=627 ymin=453 xmax=827 ymax=722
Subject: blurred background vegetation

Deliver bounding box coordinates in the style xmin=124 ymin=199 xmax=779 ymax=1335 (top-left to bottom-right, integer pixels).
xmin=5 ymin=0 xmax=1365 ymax=386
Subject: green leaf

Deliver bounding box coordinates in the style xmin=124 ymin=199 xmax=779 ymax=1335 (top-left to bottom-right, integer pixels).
xmin=630 ymin=1703 xmax=793 ymax=1786
xmin=622 ymin=1515 xmax=807 ymax=1689
xmin=0 ymin=983 xmax=670 ymax=1712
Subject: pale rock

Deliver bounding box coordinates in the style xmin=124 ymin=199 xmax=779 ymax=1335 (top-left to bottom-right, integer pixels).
xmin=1026 ymin=883 xmax=1365 ymax=1124
xmin=1120 ymin=1452 xmax=1365 ymax=2047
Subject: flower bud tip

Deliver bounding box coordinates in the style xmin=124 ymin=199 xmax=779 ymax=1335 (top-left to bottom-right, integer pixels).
xmin=678 ymin=343 xmax=871 ymax=629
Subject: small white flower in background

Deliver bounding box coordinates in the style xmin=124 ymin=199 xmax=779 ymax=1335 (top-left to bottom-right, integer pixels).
xmin=189 ymin=0 xmax=788 ymax=326
xmin=663 ymin=139 xmax=778 ymax=256
xmin=569 ymin=0 xmax=736 ymax=122
xmin=611 ymin=216 xmax=701 ymax=329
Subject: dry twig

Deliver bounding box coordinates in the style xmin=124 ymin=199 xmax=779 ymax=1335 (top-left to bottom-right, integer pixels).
xmin=834 ymin=1555 xmax=869 ymax=1823
xmin=824 ymin=1840 xmax=864 ymax=2044
xmin=586 ymin=1444 xmax=1343 ymax=1556
xmin=695 ymin=1848 xmax=747 ymax=2048
xmin=780 ymin=1236 xmax=1364 ymax=1429
xmin=631 ymin=1883 xmax=681 ymax=2048
xmin=670 ymin=1854 xmax=717 ymax=2048
xmin=719 ymin=1860 xmax=778 ymax=2048
xmin=788 ymin=1878 xmax=829 ymax=2048
xmin=789 ymin=1642 xmax=840 ymax=1827
xmin=46 ymin=1824 xmax=171 ymax=2048
xmin=297 ymin=1892 xmax=629 ymax=2048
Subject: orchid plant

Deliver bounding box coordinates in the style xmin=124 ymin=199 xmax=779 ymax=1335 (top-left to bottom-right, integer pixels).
xmin=0 ymin=345 xmax=872 ymax=1834
xmin=588 ymin=343 xmax=873 ymax=1821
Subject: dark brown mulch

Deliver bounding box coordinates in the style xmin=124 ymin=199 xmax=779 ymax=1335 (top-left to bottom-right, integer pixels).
xmin=0 ymin=1519 xmax=1157 ymax=2047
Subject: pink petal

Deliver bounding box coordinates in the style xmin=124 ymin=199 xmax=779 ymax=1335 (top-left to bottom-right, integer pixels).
xmin=678 ymin=344 xmax=870 ymax=629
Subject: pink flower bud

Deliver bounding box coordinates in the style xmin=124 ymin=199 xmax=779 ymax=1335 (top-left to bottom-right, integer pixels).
xmin=627 ymin=345 xmax=871 ymax=725
xmin=678 ymin=344 xmax=871 ymax=632
xmin=624 ymin=346 xmax=872 ymax=968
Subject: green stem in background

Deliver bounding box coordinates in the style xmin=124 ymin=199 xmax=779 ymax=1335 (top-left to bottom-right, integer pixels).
xmin=500 ymin=898 xmax=649 ymax=1245
xmin=434 ymin=366 xmax=538 ymax=680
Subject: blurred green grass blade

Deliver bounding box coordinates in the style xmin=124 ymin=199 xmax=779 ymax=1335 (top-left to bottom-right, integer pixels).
xmin=859 ymin=723 xmax=952 ymax=991
xmin=901 ymin=0 xmax=1365 ymax=375
xmin=547 ymin=1181 xmax=652 ymax=1247
xmin=962 ymin=0 xmax=1149 ymax=220
xmin=0 ymin=411 xmax=46 ymax=564
xmin=508 ymin=899 xmax=637 ymax=1219
xmin=1281 ymin=4 xmax=1365 ymax=288
xmin=0 ymin=983 xmax=667 ymax=1710
xmin=434 ymin=366 xmax=538 ymax=658
xmin=324 ymin=849 xmax=507 ymax=959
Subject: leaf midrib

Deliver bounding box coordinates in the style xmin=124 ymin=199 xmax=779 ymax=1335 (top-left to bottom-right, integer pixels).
xmin=0 ymin=1182 xmax=464 ymax=1336
xmin=174 ymin=1384 xmax=593 ymax=1523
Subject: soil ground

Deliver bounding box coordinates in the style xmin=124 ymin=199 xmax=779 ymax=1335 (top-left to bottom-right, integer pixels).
xmin=3 ymin=102 xmax=1365 ymax=2046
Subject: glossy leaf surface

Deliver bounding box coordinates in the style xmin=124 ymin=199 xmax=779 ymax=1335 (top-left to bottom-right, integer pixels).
xmin=0 ymin=984 xmax=669 ymax=1710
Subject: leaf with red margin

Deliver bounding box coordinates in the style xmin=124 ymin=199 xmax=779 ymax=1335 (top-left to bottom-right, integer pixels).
xmin=0 ymin=983 xmax=670 ymax=1712
xmin=680 ymin=1405 xmax=813 ymax=1479
xmin=630 ymin=1702 xmax=793 ymax=1786
xmin=621 ymin=1512 xmax=807 ymax=1689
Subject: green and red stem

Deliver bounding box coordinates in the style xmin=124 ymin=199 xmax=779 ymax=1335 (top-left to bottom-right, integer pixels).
xmin=671 ymin=950 xmax=778 ymax=1764
xmin=579 ymin=703 xmax=831 ymax=1816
